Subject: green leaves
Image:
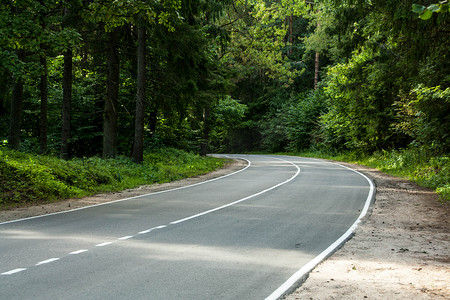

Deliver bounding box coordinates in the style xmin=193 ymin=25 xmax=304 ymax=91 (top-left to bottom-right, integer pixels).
xmin=412 ymin=4 xmax=426 ymax=14
xmin=420 ymin=10 xmax=434 ymax=20
xmin=428 ymin=4 xmax=442 ymax=12
xmin=222 ymin=0 xmax=300 ymax=84
xmin=412 ymin=1 xmax=449 ymax=20
xmin=86 ymin=0 xmax=182 ymax=32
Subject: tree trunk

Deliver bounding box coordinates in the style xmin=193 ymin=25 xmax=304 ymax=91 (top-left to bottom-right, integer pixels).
xmin=314 ymin=5 xmax=320 ymax=90
xmin=0 ymin=80 xmax=6 ymax=116
xmin=8 ymin=51 xmax=25 ymax=150
xmin=132 ymin=19 xmax=146 ymax=164
xmin=103 ymin=27 xmax=120 ymax=158
xmin=60 ymin=48 xmax=72 ymax=159
xmin=200 ymin=107 xmax=210 ymax=156
xmin=314 ymin=51 xmax=319 ymax=90
xmin=39 ymin=53 xmax=48 ymax=155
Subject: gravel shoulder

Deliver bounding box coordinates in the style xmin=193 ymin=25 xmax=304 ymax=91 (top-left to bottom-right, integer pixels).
xmin=1 ymin=159 xmax=448 ymax=299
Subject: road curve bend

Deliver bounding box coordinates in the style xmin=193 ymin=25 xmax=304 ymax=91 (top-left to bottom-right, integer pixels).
xmin=0 ymin=155 xmax=374 ymax=300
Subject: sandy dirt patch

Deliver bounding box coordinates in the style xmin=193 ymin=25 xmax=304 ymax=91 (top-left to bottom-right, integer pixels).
xmin=1 ymin=159 xmax=448 ymax=300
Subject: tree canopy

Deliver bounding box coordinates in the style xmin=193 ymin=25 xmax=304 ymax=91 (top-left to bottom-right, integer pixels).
xmin=0 ymin=0 xmax=448 ymax=159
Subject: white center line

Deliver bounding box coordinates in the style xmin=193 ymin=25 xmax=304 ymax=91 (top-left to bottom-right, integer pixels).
xmin=95 ymin=242 xmax=113 ymax=247
xmin=36 ymin=258 xmax=60 ymax=266
xmin=69 ymin=249 xmax=88 ymax=255
xmin=170 ymin=157 xmax=300 ymax=225
xmin=1 ymin=268 xmax=27 ymax=275
xmin=118 ymin=236 xmax=133 ymax=240
xmin=138 ymin=225 xmax=167 ymax=234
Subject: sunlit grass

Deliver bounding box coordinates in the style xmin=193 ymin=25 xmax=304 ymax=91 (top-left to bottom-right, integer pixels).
xmin=277 ymin=149 xmax=449 ymax=202
xmin=0 ymin=147 xmax=224 ymax=209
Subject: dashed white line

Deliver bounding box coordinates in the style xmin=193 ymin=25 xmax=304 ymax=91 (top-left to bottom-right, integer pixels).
xmin=36 ymin=258 xmax=60 ymax=266
xmin=1 ymin=268 xmax=27 ymax=275
xmin=69 ymin=249 xmax=88 ymax=255
xmin=95 ymin=242 xmax=113 ymax=247
xmin=2 ymin=224 xmax=169 ymax=277
xmin=138 ymin=225 xmax=167 ymax=234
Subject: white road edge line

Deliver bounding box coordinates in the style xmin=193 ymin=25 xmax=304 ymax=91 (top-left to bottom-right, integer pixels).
xmin=0 ymin=157 xmax=251 ymax=226
xmin=265 ymin=160 xmax=375 ymax=300
xmin=170 ymin=157 xmax=300 ymax=225
xmin=1 ymin=268 xmax=27 ymax=275
xmin=118 ymin=236 xmax=133 ymax=240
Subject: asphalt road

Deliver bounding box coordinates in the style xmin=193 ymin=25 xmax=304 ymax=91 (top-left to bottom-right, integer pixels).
xmin=0 ymin=155 xmax=374 ymax=299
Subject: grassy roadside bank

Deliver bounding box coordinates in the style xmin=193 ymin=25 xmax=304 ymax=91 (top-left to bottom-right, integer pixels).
xmin=0 ymin=147 xmax=224 ymax=210
xmin=279 ymin=148 xmax=449 ymax=202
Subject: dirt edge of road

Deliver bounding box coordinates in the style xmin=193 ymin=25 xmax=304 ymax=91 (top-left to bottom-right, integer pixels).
xmin=1 ymin=158 xmax=448 ymax=300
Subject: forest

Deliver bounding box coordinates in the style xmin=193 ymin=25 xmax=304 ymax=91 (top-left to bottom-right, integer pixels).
xmin=0 ymin=0 xmax=449 ymax=203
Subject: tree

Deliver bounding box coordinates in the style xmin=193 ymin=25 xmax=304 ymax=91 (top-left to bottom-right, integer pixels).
xmin=0 ymin=0 xmax=82 ymax=154
xmin=85 ymin=0 xmax=134 ymax=158
xmin=103 ymin=27 xmax=120 ymax=158
xmin=1 ymin=2 xmax=31 ymax=150
xmin=8 ymin=50 xmax=25 ymax=150
xmin=301 ymin=0 xmax=449 ymax=153
xmin=60 ymin=7 xmax=73 ymax=159
xmin=132 ymin=16 xmax=146 ymax=163
xmin=87 ymin=0 xmax=182 ymax=162
xmin=211 ymin=0 xmax=312 ymax=152
xmin=39 ymin=53 xmax=48 ymax=154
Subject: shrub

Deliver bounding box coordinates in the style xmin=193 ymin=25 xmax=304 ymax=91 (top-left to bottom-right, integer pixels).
xmin=0 ymin=147 xmax=224 ymax=208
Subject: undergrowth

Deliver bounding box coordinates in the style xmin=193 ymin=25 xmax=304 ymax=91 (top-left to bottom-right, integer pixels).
xmin=0 ymin=147 xmax=224 ymax=209
xmin=281 ymin=148 xmax=449 ymax=202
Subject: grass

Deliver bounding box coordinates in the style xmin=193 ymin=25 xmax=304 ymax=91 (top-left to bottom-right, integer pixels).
xmin=277 ymin=148 xmax=449 ymax=202
xmin=0 ymin=147 xmax=225 ymax=209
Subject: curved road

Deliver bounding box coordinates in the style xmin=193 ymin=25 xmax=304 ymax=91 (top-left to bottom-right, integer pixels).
xmin=0 ymin=155 xmax=374 ymax=299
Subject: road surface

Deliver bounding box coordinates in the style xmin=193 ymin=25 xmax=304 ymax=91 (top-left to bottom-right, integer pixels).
xmin=0 ymin=155 xmax=374 ymax=299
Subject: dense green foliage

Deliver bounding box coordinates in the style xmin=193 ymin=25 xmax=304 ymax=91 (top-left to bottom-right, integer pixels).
xmin=0 ymin=147 xmax=223 ymax=208
xmin=282 ymin=148 xmax=449 ymax=202
xmin=250 ymin=0 xmax=449 ymax=157
xmin=362 ymin=150 xmax=449 ymax=202
xmin=229 ymin=0 xmax=449 ymax=199
xmin=0 ymin=0 xmax=239 ymax=156
xmin=0 ymin=0 xmax=448 ymax=203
